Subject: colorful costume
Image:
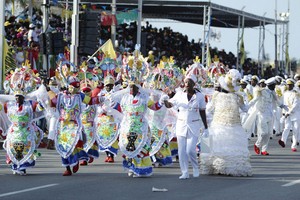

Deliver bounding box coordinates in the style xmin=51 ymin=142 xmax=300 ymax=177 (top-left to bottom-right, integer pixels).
xmin=54 ymin=92 xmax=89 ymax=169
xmin=148 ymin=106 xmax=173 ymax=167
xmin=82 ymin=104 xmax=99 ymax=161
xmin=4 ymin=100 xmax=43 ymax=175
xmin=116 ymin=89 xmax=161 ymax=177
xmin=1 ymin=65 xmax=44 ymax=175
xmin=96 ymin=88 xmax=122 ymax=161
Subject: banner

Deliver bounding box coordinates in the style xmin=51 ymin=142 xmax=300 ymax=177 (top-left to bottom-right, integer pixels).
xmin=116 ymin=9 xmax=138 ymax=24
xmin=2 ymin=37 xmax=9 ymax=82
xmin=2 ymin=38 xmax=17 ymax=80
xmin=240 ymin=30 xmax=245 ymax=66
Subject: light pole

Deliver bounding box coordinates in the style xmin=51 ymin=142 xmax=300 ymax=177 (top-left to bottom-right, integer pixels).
xmin=274 ymin=0 xmax=279 ymax=75
xmin=0 ymin=0 xmax=5 ymax=91
xmin=70 ymin=0 xmax=79 ymax=66
xmin=279 ymin=12 xmax=290 ymax=75
xmin=111 ymin=0 xmax=116 ymax=47
xmin=42 ymin=0 xmax=49 ymax=71
xmin=136 ymin=0 xmax=142 ymax=46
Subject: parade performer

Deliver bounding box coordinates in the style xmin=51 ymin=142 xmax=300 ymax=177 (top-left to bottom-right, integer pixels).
xmin=143 ymin=59 xmax=179 ymax=167
xmin=110 ymin=47 xmax=163 ymax=177
xmin=48 ymin=58 xmax=99 ymax=176
xmin=80 ymin=83 xmax=99 ymax=165
xmin=200 ymin=69 xmax=252 ymax=176
xmin=244 ymin=77 xmax=287 ymax=156
xmin=273 ymin=76 xmax=285 ymax=137
xmin=96 ymin=75 xmax=122 ymax=163
xmin=1 ymin=65 xmax=44 ymax=175
xmin=46 ymin=77 xmax=60 ymax=150
xmin=278 ymin=79 xmax=300 ymax=152
xmin=163 ymin=71 xmax=208 ymax=179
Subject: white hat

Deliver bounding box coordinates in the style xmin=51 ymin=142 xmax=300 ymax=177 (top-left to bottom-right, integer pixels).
xmin=286 ymin=78 xmax=296 ymax=85
xmin=29 ymin=23 xmax=35 ymax=28
xmin=240 ymin=79 xmax=249 ymax=85
xmin=265 ymin=77 xmax=276 ymax=85
xmin=275 ymin=76 xmax=282 ymax=82
xmin=294 ymin=74 xmax=300 ymax=80
xmin=218 ymin=69 xmax=241 ymax=92
xmin=184 ymin=74 xmax=197 ymax=84
xmin=243 ymin=75 xmax=250 ymax=82
xmin=251 ymin=75 xmax=260 ymax=82
xmin=104 ymin=75 xmax=115 ymax=86
xmin=258 ymin=79 xmax=266 ymax=84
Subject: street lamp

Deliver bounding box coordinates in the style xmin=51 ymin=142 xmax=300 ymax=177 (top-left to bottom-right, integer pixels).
xmin=279 ymin=11 xmax=290 ymax=75
xmin=279 ymin=12 xmax=290 ymax=20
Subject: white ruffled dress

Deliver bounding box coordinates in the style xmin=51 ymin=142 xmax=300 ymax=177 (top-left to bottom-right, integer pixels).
xmin=200 ymin=92 xmax=252 ymax=176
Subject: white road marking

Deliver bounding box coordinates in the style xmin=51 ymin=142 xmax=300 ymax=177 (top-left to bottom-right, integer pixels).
xmin=282 ymin=180 xmax=300 ymax=187
xmin=0 ymin=183 xmax=58 ymax=198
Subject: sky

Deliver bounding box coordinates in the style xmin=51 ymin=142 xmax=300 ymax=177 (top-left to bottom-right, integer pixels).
xmin=148 ymin=0 xmax=299 ymax=62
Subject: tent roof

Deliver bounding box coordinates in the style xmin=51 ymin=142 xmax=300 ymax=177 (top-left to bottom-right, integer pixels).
xmin=80 ymin=0 xmax=286 ymax=28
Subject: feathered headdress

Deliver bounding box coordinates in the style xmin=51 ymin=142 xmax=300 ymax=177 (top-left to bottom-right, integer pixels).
xmin=9 ymin=60 xmax=41 ymax=96
xmin=121 ymin=44 xmax=148 ymax=85
xmin=185 ymin=56 xmax=208 ymax=88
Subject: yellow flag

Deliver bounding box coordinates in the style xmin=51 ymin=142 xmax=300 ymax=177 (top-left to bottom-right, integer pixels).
xmin=240 ymin=28 xmax=245 ymax=65
xmin=100 ymin=39 xmax=116 ymax=59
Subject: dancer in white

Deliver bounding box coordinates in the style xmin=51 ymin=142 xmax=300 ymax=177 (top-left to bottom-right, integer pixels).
xmin=200 ymin=69 xmax=252 ymax=176
xmin=278 ymin=78 xmax=300 ymax=152
xmin=164 ymin=74 xmax=208 ymax=179
xmin=245 ymin=77 xmax=286 ymax=156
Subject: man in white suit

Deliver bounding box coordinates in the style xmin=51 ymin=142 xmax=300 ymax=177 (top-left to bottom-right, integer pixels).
xmin=248 ymin=77 xmax=285 ymax=155
xmin=163 ymin=74 xmax=208 ymax=179
xmin=278 ymin=79 xmax=300 ymax=152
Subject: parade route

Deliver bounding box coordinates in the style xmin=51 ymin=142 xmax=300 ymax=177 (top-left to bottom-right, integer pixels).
xmin=1 ymin=135 xmax=300 ymax=200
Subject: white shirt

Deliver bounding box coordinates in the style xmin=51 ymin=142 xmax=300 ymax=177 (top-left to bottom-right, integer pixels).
xmin=28 ymin=29 xmax=39 ymax=42
xmin=169 ymin=90 xmax=206 ymax=137
xmin=283 ymin=90 xmax=300 ymax=121
xmin=248 ymin=88 xmax=279 ymax=121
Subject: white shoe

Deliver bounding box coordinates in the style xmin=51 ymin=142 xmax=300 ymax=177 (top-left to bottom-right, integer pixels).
xmin=179 ymin=174 xmax=189 ymax=179
xmin=193 ymin=169 xmax=199 ymax=178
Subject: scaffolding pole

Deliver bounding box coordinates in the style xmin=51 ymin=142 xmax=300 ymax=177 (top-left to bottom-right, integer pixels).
xmin=201 ymin=5 xmax=211 ymax=67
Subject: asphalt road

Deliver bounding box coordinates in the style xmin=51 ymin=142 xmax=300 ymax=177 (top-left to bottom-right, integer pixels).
xmin=1 ymin=134 xmax=300 ymax=200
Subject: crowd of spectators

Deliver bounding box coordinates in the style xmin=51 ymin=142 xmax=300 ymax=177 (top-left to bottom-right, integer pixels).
xmin=4 ymin=7 xmax=277 ymax=78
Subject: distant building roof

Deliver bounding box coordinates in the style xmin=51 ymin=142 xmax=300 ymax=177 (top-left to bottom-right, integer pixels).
xmin=80 ymin=0 xmax=286 ymax=28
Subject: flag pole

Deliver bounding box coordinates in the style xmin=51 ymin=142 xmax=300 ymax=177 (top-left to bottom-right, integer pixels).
xmin=0 ymin=0 xmax=5 ymax=91
xmin=70 ymin=0 xmax=79 ymax=66
xmin=136 ymin=0 xmax=143 ymax=46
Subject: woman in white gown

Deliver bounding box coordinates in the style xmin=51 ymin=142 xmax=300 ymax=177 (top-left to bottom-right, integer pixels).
xmin=200 ymin=69 xmax=252 ymax=176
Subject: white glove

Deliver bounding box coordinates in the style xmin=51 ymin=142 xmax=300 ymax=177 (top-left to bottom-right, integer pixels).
xmin=159 ymin=95 xmax=169 ymax=105
xmin=202 ymin=129 xmax=209 ymax=138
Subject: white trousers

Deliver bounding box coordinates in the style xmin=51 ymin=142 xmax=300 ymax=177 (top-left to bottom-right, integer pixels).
xmin=273 ymin=108 xmax=283 ymax=134
xmin=255 ymin=116 xmax=273 ymax=152
xmin=177 ymin=130 xmax=199 ymax=176
xmin=281 ymin=117 xmax=300 ymax=149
